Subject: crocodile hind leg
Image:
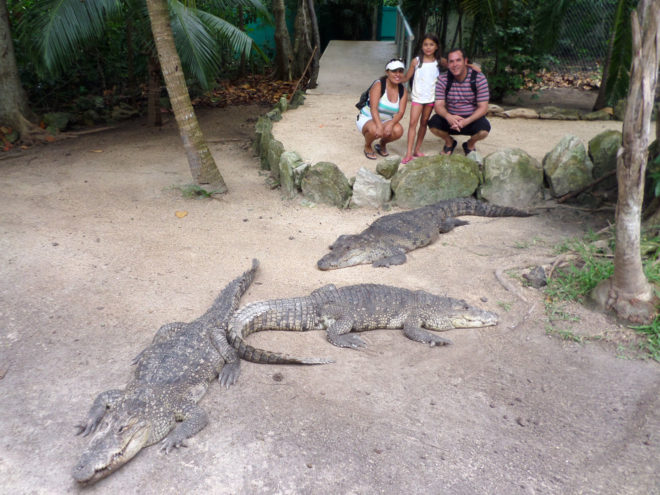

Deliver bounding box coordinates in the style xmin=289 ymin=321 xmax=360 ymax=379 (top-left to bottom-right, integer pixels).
xmin=403 ymin=319 xmax=452 ymax=346
xmin=322 ymin=305 xmax=366 ymax=349
xmin=210 ymin=327 xmax=241 ymax=388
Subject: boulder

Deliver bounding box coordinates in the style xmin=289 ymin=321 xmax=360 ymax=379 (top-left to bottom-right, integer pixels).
xmin=614 ymin=99 xmax=626 ymax=121
xmin=543 ymin=135 xmax=594 ymax=197
xmin=279 ymin=151 xmax=303 ymax=199
xmin=391 ymin=154 xmax=480 ymax=208
xmin=350 ymin=167 xmax=392 ymax=208
xmin=503 ymin=108 xmax=539 ymax=119
xmin=301 ymin=162 xmax=352 ymax=208
xmin=479 ymin=148 xmax=543 ymax=207
xmin=43 ymin=112 xmax=72 ymax=132
xmin=266 ymin=139 xmax=285 ymax=179
xmin=376 ymin=155 xmax=401 ymax=179
xmin=581 ymin=109 xmax=612 ymax=121
xmin=538 ymin=106 xmax=580 ymax=120
xmin=254 ymin=116 xmax=273 ymax=156
xmin=589 ymin=130 xmax=621 ymax=190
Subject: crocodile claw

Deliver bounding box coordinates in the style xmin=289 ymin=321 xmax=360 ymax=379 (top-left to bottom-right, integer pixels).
xmin=218 ymin=361 xmax=240 ymax=388
xmin=160 ymin=438 xmax=187 ymax=454
xmin=330 ymin=333 xmax=367 ymax=349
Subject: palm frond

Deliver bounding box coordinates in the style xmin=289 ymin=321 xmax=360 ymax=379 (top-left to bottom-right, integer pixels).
xmin=201 ymin=0 xmax=272 ymax=23
xmin=169 ymin=0 xmax=223 ymax=89
xmin=20 ymin=0 xmax=123 ymax=74
xmin=603 ymin=0 xmax=635 ymax=106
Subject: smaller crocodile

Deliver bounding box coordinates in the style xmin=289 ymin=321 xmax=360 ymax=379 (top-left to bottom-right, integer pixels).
xmin=220 ymin=283 xmax=498 ymax=387
xmin=72 ymin=260 xmax=330 ymax=485
xmin=317 ymin=197 xmax=533 ymax=270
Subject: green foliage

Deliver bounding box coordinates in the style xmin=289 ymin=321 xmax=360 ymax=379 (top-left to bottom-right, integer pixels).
xmin=601 ymin=0 xmax=635 ymax=107
xmin=10 ymin=0 xmax=268 ymax=113
xmin=546 ymin=232 xmax=660 ymax=361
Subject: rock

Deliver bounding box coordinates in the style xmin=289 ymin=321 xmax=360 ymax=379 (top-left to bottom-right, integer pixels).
xmin=391 ymin=154 xmax=480 ymax=208
xmin=276 ymin=96 xmax=288 ymax=113
xmin=254 ymin=116 xmax=273 ymax=156
xmin=503 ymin=108 xmax=539 ymax=119
xmin=289 ymin=90 xmax=306 ymax=109
xmin=479 ymin=148 xmax=543 ymax=207
xmin=538 ymin=106 xmax=580 ymax=120
xmin=301 ymin=162 xmax=352 ymax=208
xmin=613 ymin=99 xmax=626 ymax=121
xmin=266 ymin=108 xmax=282 ymax=122
xmin=266 ymin=139 xmax=285 ymax=179
xmin=279 ymin=151 xmax=303 ymax=199
xmin=43 ymin=112 xmax=72 ymax=132
xmin=487 ymin=104 xmax=506 ymax=117
xmin=258 ymin=129 xmax=274 ymax=170
xmin=523 ymin=266 xmax=547 ymax=288
xmin=543 ymin=135 xmax=594 ymax=197
xmin=111 ymin=103 xmax=138 ymax=121
xmin=588 ymin=130 xmax=621 ymax=190
xmin=581 ymin=109 xmax=612 ymax=121
xmin=376 ymin=155 xmax=401 ymax=179
xmin=350 ymin=167 xmax=392 ymax=208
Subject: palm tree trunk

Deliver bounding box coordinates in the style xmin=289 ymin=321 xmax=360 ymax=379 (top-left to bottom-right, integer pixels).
xmin=145 ymin=0 xmax=227 ymax=191
xmin=273 ymin=0 xmax=293 ymax=81
xmin=306 ymin=0 xmax=321 ymax=88
xmin=592 ymin=0 xmax=659 ymax=323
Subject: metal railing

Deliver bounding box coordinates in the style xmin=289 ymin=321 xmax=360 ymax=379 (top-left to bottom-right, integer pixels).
xmin=395 ymin=6 xmax=414 ymax=65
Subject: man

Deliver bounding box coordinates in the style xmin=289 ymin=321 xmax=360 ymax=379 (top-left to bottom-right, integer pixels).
xmin=427 ymin=48 xmax=490 ymax=155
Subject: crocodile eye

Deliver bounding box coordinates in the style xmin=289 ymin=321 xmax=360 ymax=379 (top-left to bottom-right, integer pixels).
xmin=118 ymin=424 xmax=129 ymax=433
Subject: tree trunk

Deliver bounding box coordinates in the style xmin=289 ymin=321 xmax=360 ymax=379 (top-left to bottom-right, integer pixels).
xmin=306 ymin=0 xmax=321 ymax=88
xmin=591 ymin=0 xmax=660 ymax=324
xmin=0 ymin=0 xmax=41 ymax=143
xmin=293 ymin=0 xmax=314 ymax=79
xmin=371 ymin=2 xmax=378 ymax=41
xmin=144 ymin=0 xmax=226 ymax=191
xmin=147 ymin=54 xmax=163 ymax=127
xmin=273 ymin=0 xmax=293 ymax=81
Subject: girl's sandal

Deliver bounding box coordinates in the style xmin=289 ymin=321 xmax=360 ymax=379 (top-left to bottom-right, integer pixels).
xmin=401 ymin=155 xmax=413 ymax=164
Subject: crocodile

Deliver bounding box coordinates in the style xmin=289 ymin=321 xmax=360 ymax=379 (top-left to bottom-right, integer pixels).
xmin=72 ymin=260 xmax=329 ymax=485
xmin=219 ymin=283 xmax=498 ymax=387
xmin=317 ymin=197 xmax=533 ymax=270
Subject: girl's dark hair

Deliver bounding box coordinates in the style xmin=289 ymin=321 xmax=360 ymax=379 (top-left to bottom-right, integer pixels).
xmin=416 ymin=33 xmax=442 ymax=69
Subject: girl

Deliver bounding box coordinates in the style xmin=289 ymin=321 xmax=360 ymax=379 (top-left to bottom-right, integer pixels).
xmin=401 ymin=34 xmax=442 ymax=164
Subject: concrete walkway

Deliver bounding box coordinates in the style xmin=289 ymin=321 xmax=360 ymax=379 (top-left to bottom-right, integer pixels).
xmin=308 ymin=40 xmax=398 ymax=96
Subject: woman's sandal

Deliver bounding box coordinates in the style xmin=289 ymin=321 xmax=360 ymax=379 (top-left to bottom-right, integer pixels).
xmin=374 ymin=143 xmax=389 ymax=157
xmin=443 ymin=139 xmax=458 ymax=155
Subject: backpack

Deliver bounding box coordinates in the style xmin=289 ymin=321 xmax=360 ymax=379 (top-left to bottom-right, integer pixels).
xmin=356 ymin=76 xmax=405 ymax=110
xmin=445 ymin=68 xmax=478 ymax=101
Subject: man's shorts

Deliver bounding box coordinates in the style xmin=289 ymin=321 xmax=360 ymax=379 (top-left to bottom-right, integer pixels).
xmin=427 ymin=114 xmax=491 ymax=136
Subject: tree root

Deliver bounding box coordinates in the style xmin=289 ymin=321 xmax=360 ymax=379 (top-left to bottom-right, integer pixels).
xmin=494 ymin=268 xmax=528 ymax=303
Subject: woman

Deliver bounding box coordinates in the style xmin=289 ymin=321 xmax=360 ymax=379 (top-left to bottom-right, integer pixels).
xmin=356 ymin=59 xmax=408 ymax=160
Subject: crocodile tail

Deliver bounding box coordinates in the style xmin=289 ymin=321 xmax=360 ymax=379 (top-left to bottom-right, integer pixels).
xmin=232 ymin=337 xmax=333 ymax=365
xmin=434 ymin=197 xmax=533 ymax=218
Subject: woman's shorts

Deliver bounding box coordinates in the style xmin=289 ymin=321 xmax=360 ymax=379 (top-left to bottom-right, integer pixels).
xmin=356 ymin=113 xmax=392 ymax=133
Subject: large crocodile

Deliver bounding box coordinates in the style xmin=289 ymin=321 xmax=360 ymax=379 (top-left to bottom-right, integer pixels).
xmin=219 ymin=283 xmax=498 ymax=387
xmin=72 ymin=260 xmax=329 ymax=485
xmin=317 ymin=197 xmax=533 ymax=270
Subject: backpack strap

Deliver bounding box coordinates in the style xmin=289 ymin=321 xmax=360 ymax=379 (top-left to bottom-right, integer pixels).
xmin=378 ymin=75 xmax=404 ymax=100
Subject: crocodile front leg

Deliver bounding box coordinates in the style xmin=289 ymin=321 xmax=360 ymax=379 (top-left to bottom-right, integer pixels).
xmin=75 ymin=389 xmax=124 ymax=436
xmin=160 ymin=402 xmax=209 ymax=454
xmin=403 ymin=318 xmax=452 ymax=346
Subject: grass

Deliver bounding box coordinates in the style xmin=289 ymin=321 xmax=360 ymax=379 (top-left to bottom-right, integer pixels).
xmin=175 ymin=184 xmax=223 ymax=198
xmin=545 ymin=229 xmax=660 ymax=361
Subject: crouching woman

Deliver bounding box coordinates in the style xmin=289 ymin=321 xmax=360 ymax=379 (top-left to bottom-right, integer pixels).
xmin=356 ymin=59 xmax=408 ymax=160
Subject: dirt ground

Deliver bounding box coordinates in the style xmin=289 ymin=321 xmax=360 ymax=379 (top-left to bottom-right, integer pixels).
xmin=1 ymin=98 xmax=659 ymax=495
